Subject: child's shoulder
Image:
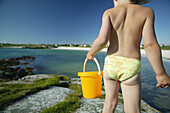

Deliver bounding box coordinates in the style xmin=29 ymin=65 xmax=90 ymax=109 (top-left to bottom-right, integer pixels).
xmin=103 ymin=8 xmax=115 ymax=15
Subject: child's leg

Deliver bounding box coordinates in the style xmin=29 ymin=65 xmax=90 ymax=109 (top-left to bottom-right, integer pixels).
xmin=121 ymin=72 xmax=141 ymax=113
xmin=102 ymin=69 xmax=120 ymax=113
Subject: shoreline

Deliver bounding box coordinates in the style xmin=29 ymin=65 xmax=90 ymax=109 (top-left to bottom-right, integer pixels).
xmin=53 ymin=47 xmax=170 ymax=59
xmin=1 ymin=46 xmax=170 ymax=60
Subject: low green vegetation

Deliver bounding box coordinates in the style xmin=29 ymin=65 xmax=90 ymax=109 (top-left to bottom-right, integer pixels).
xmin=1 ymin=43 xmax=170 ymax=50
xmin=0 ymin=75 xmax=70 ymax=110
xmin=140 ymin=46 xmax=170 ymax=50
xmin=0 ymin=43 xmax=27 ymax=47
xmin=160 ymin=46 xmax=170 ymax=50
xmin=41 ymin=84 xmax=83 ymax=113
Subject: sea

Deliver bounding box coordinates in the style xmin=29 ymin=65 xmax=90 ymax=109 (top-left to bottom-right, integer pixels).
xmin=0 ymin=47 xmax=170 ymax=113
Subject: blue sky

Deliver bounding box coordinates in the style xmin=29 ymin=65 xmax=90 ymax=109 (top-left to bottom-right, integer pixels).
xmin=0 ymin=0 xmax=170 ymax=45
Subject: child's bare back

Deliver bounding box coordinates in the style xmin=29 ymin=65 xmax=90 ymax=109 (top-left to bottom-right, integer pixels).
xmin=106 ymin=4 xmax=152 ymax=60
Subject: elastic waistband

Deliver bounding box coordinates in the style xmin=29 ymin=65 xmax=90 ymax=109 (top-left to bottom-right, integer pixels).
xmin=106 ymin=54 xmax=141 ymax=61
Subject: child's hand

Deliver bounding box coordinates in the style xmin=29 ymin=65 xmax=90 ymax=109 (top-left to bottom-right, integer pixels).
xmin=156 ymin=73 xmax=170 ymax=88
xmin=86 ymin=52 xmax=94 ymax=60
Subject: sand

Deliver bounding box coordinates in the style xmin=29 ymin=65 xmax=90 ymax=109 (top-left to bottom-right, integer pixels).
xmin=53 ymin=47 xmax=170 ymax=59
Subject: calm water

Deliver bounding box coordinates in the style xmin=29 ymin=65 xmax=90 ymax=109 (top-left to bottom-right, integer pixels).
xmin=0 ymin=48 xmax=170 ymax=112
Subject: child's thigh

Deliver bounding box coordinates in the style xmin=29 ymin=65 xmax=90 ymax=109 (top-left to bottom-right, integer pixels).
xmin=121 ymin=73 xmax=141 ymax=111
xmin=103 ymin=69 xmax=120 ymax=100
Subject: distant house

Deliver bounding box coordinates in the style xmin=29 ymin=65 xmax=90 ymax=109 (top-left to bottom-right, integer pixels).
xmin=140 ymin=45 xmax=144 ymax=47
xmin=84 ymin=44 xmax=91 ymax=47
xmin=160 ymin=44 xmax=166 ymax=47
xmin=80 ymin=44 xmax=88 ymax=47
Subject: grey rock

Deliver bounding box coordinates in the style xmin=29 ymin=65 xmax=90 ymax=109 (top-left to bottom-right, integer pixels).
xmin=71 ymin=78 xmax=81 ymax=81
xmin=74 ymin=98 xmax=160 ymax=113
xmin=18 ymin=74 xmax=52 ymax=82
xmin=71 ymin=78 xmax=81 ymax=84
xmin=2 ymin=86 xmax=73 ymax=113
xmin=141 ymin=100 xmax=160 ymax=113
xmin=75 ymin=98 xmax=124 ymax=113
xmin=59 ymin=81 xmax=71 ymax=87
xmin=71 ymin=78 xmax=160 ymax=113
xmin=0 ymin=80 xmax=34 ymax=85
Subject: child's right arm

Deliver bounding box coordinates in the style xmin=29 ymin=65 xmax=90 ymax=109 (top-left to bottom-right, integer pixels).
xmin=142 ymin=8 xmax=170 ymax=88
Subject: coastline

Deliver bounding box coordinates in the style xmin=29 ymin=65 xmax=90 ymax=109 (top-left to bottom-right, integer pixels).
xmin=0 ymin=47 xmax=168 ymax=112
xmin=53 ymin=47 xmax=170 ymax=59
xmin=1 ymin=46 xmax=170 ymax=60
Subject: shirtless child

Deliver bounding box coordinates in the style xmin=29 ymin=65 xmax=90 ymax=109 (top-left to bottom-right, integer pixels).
xmin=86 ymin=0 xmax=170 ymax=113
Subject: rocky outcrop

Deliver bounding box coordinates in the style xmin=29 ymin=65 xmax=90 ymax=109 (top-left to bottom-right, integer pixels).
xmin=2 ymin=86 xmax=72 ymax=113
xmin=0 ymin=56 xmax=35 ymax=80
xmin=0 ymin=60 xmax=19 ymax=67
xmin=72 ymin=78 xmax=161 ymax=113
xmin=0 ymin=74 xmax=55 ymax=85
xmin=25 ymin=67 xmax=34 ymax=75
xmin=0 ymin=56 xmax=35 ymax=62
xmin=0 ymin=68 xmax=17 ymax=79
xmin=18 ymin=74 xmax=52 ymax=82
xmin=15 ymin=69 xmax=27 ymax=79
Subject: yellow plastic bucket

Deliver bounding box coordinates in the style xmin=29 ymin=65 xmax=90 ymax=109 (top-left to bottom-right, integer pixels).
xmin=78 ymin=58 xmax=103 ymax=99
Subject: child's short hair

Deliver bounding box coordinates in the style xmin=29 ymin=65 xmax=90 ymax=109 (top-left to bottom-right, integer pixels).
xmin=131 ymin=0 xmax=152 ymax=4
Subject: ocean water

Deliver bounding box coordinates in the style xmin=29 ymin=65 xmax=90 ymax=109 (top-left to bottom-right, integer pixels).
xmin=0 ymin=48 xmax=170 ymax=112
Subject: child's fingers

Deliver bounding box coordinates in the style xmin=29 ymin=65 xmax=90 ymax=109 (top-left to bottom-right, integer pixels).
xmin=156 ymin=83 xmax=161 ymax=87
xmin=164 ymin=85 xmax=169 ymax=88
xmin=156 ymin=83 xmax=170 ymax=88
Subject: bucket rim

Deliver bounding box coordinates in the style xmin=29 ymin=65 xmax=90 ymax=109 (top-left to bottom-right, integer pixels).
xmin=78 ymin=71 xmax=103 ymax=76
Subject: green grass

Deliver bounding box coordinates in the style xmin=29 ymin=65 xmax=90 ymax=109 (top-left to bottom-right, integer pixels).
xmin=0 ymin=75 xmax=70 ymax=110
xmin=140 ymin=46 xmax=170 ymax=50
xmin=41 ymin=84 xmax=83 ymax=113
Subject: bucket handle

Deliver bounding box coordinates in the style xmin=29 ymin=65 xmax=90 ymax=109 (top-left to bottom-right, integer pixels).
xmin=83 ymin=57 xmax=101 ymax=75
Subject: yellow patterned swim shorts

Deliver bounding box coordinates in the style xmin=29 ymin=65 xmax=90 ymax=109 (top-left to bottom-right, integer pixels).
xmin=104 ymin=55 xmax=141 ymax=82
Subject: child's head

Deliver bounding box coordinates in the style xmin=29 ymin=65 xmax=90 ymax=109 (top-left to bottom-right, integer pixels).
xmin=130 ymin=0 xmax=151 ymax=4
xmin=113 ymin=0 xmax=151 ymax=6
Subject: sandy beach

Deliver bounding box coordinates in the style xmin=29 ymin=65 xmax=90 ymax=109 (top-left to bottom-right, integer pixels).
xmin=53 ymin=47 xmax=170 ymax=59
